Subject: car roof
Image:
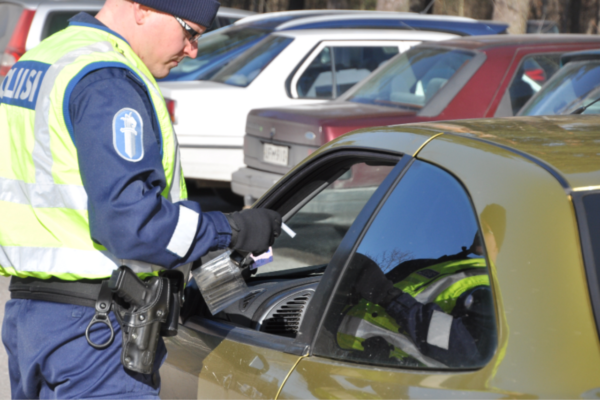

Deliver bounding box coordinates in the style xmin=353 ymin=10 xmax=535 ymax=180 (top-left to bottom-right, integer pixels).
xmin=232 ymin=10 xmax=507 ymax=36
xmin=0 ymin=0 xmax=42 ymax=9
xmin=217 ymin=6 xmax=255 ymax=18
xmin=1 ymin=0 xmax=104 ymax=8
xmin=324 ymin=115 xmax=600 ymax=191
xmin=430 ymin=34 xmax=600 ymax=51
xmin=232 ymin=10 xmax=361 ymax=29
xmin=276 ymin=13 xmax=508 ymax=36
xmin=273 ymin=28 xmax=457 ymax=40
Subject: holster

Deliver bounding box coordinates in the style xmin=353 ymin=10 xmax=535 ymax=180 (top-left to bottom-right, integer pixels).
xmin=88 ymin=266 xmax=185 ymax=375
xmin=112 ymin=275 xmax=169 ymax=374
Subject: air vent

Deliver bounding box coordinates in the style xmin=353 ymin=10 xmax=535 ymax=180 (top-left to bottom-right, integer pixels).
xmin=260 ymin=291 xmax=314 ymax=337
xmin=240 ymin=289 xmax=265 ymax=312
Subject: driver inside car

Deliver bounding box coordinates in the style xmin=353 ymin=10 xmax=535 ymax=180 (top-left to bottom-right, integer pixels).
xmin=337 ymin=234 xmax=496 ymax=368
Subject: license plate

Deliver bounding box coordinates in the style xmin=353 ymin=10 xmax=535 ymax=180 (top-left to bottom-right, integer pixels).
xmin=263 ymin=143 xmax=289 ymax=166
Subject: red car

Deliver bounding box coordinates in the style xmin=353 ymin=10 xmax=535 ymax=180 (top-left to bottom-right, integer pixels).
xmin=232 ymin=34 xmax=600 ymax=204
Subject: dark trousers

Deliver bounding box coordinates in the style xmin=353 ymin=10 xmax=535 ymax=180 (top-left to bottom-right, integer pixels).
xmin=2 ymin=299 xmax=165 ymax=399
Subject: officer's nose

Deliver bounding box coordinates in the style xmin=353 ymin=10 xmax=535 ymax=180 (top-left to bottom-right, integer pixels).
xmin=184 ymin=39 xmax=198 ymax=59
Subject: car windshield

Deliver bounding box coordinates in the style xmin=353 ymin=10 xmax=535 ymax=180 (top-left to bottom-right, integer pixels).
xmin=162 ymin=27 xmax=269 ymax=81
xmin=210 ymin=35 xmax=293 ymax=87
xmin=347 ymin=47 xmax=475 ymax=110
xmin=519 ymin=60 xmax=600 ymax=116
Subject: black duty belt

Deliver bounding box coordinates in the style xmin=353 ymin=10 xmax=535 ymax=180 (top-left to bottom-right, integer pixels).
xmin=9 ymin=269 xmax=185 ymax=375
xmin=9 ymin=276 xmax=104 ymax=308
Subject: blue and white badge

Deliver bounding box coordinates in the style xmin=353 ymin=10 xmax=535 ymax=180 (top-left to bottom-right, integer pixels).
xmin=113 ymin=108 xmax=144 ymax=162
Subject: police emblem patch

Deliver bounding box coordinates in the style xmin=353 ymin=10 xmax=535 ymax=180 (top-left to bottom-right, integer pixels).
xmin=113 ymin=108 xmax=144 ymax=162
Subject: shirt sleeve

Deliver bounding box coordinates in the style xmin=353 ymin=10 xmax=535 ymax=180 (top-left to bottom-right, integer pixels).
xmin=385 ymin=292 xmax=483 ymax=367
xmin=69 ymin=67 xmax=231 ymax=269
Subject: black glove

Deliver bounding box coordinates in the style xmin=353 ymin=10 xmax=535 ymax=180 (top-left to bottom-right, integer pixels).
xmin=226 ymin=209 xmax=282 ymax=255
xmin=353 ymin=253 xmax=402 ymax=308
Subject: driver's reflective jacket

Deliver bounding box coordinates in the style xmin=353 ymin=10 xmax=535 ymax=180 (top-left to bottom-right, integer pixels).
xmin=337 ymin=258 xmax=489 ymax=367
xmin=0 ymin=24 xmax=187 ymax=280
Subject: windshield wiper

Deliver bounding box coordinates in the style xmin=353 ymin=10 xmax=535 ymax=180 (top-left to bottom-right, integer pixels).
xmin=570 ymin=96 xmax=600 ymax=114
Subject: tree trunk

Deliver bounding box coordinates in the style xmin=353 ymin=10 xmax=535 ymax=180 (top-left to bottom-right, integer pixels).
xmin=327 ymin=0 xmax=349 ymax=8
xmin=287 ymin=0 xmax=304 ymax=9
xmin=493 ymin=0 xmax=531 ymax=34
xmin=376 ymin=0 xmax=409 ymax=11
xmin=433 ymin=0 xmax=493 ymax=19
xmin=570 ymin=0 xmax=582 ymax=32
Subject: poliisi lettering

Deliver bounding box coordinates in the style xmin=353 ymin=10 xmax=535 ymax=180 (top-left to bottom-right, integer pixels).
xmin=0 ymin=60 xmax=50 ymax=110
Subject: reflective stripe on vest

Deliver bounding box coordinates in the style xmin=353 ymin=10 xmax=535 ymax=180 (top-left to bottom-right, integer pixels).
xmin=0 ymin=25 xmax=192 ymax=279
xmin=337 ymin=258 xmax=489 ymax=361
xmin=338 ymin=315 xmax=446 ymax=368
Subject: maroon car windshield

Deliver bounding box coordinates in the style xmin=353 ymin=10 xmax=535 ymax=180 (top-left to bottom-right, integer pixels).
xmin=347 ymin=47 xmax=475 ymax=110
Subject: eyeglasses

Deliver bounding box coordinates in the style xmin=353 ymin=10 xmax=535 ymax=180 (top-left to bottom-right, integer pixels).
xmin=175 ymin=17 xmax=202 ymax=43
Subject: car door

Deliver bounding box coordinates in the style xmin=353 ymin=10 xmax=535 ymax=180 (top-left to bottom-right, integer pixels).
xmin=277 ymin=157 xmax=504 ymax=399
xmin=160 ymin=149 xmax=406 ymax=399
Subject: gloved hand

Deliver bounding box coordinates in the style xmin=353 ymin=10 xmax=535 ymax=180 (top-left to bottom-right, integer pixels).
xmin=226 ymin=209 xmax=282 ymax=255
xmin=353 ymin=253 xmax=402 ymax=308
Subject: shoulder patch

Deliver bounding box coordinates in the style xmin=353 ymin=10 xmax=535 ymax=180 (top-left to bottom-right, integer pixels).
xmin=113 ymin=108 xmax=144 ymax=162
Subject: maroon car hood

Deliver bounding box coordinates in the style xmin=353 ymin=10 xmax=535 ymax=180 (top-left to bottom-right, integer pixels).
xmin=247 ymin=101 xmax=420 ymax=146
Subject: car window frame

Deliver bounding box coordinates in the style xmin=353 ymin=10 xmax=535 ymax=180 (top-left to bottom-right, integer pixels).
xmin=572 ymin=189 xmax=600 ymax=342
xmin=210 ymin=34 xmax=294 ymax=87
xmin=517 ymin=59 xmax=600 ymax=116
xmin=309 ymin=156 xmax=498 ymax=370
xmin=337 ymin=45 xmax=485 ymax=117
xmin=287 ymin=40 xmax=418 ymax=99
xmin=184 ymin=148 xmax=406 ymax=356
xmin=494 ymin=51 xmax=563 ymax=117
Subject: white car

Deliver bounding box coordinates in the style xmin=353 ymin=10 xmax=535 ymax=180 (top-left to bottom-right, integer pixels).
xmin=159 ymin=17 xmax=468 ymax=184
xmin=0 ymin=0 xmax=253 ymax=78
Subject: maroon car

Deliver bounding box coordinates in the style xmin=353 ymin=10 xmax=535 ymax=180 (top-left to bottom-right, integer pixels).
xmin=232 ymin=34 xmax=600 ymax=204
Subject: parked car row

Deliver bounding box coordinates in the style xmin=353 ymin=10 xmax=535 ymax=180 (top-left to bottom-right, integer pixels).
xmin=159 ymin=11 xmax=508 ymax=184
xmin=232 ymin=34 xmax=600 ymax=203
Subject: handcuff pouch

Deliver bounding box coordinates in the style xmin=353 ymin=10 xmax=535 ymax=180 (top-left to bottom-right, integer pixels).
xmin=159 ymin=269 xmax=185 ymax=337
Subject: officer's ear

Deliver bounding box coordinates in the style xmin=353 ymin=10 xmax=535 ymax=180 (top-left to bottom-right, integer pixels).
xmin=132 ymin=2 xmax=152 ymax=26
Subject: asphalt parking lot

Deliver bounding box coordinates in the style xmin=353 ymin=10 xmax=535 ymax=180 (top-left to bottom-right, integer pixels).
xmin=0 ymin=186 xmax=241 ymax=397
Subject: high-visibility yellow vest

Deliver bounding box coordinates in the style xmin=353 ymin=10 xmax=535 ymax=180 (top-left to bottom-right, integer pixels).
xmin=337 ymin=258 xmax=489 ymax=367
xmin=0 ymin=23 xmax=189 ymax=281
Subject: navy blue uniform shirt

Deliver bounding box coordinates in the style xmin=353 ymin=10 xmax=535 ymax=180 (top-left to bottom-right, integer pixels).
xmin=69 ymin=13 xmax=231 ymax=268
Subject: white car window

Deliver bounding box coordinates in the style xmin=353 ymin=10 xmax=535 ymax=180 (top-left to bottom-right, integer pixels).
xmin=211 ymin=35 xmax=293 ymax=87
xmin=297 ymin=46 xmax=399 ymax=99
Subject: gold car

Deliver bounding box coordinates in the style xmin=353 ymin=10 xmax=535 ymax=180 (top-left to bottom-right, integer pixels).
xmin=161 ymin=115 xmax=600 ymax=399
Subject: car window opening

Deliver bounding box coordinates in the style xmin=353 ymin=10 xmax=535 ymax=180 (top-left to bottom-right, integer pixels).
xmin=313 ymin=160 xmax=498 ymax=370
xmin=186 ymin=156 xmax=398 ymax=340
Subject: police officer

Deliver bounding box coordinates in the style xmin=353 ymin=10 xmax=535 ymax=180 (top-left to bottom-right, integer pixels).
xmin=0 ymin=0 xmax=280 ymax=398
xmin=338 ymin=243 xmax=496 ymax=368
